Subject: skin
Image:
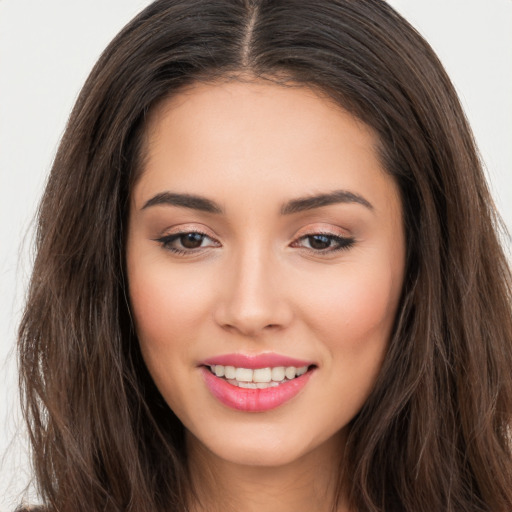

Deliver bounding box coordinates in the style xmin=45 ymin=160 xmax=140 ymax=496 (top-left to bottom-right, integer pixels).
xmin=126 ymin=80 xmax=406 ymax=512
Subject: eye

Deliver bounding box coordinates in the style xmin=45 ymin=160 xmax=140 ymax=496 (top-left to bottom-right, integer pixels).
xmin=155 ymin=231 xmax=220 ymax=254
xmin=292 ymin=233 xmax=355 ymax=253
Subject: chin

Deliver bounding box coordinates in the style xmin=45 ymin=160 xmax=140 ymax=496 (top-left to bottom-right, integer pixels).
xmin=186 ymin=419 xmax=345 ymax=469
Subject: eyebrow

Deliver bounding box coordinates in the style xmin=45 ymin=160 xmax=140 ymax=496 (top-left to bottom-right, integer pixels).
xmin=280 ymin=190 xmax=373 ymax=215
xmin=142 ymin=192 xmax=222 ymax=213
xmin=141 ymin=189 xmax=373 ymax=215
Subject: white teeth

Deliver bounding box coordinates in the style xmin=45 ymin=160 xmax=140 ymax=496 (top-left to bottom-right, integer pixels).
xmin=253 ymin=367 xmax=272 ymax=383
xmin=235 ymin=367 xmax=253 ymax=382
xmin=238 ymin=381 xmax=257 ymax=389
xmin=256 ymin=382 xmax=279 ymax=388
xmin=271 ymin=366 xmax=285 ymax=381
xmin=210 ymin=364 xmax=309 ymax=384
xmin=224 ymin=366 xmax=236 ymax=379
xmin=230 ymin=381 xmax=281 ymax=389
xmin=296 ymin=366 xmax=307 ymax=376
xmin=285 ymin=366 xmax=296 ymax=380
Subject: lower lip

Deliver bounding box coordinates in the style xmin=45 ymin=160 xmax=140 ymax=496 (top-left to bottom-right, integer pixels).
xmin=200 ymin=366 xmax=314 ymax=412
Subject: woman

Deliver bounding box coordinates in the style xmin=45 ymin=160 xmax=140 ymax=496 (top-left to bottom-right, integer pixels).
xmin=17 ymin=0 xmax=512 ymax=511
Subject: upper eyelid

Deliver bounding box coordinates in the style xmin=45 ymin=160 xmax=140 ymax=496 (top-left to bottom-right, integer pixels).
xmin=293 ymin=224 xmax=351 ymax=238
xmin=159 ymin=224 xmax=219 ymax=239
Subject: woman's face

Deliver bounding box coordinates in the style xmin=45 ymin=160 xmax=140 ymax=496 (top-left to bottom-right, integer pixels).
xmin=126 ymin=81 xmax=405 ymax=467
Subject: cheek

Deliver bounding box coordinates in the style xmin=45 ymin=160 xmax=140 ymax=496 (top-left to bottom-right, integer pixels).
xmin=301 ymin=262 xmax=402 ymax=423
xmin=126 ymin=259 xmax=216 ymax=418
xmin=127 ymin=257 xmax=215 ymax=359
xmin=299 ymin=260 xmax=401 ymax=360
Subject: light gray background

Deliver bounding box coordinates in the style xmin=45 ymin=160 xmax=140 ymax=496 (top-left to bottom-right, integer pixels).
xmin=1 ymin=1 xmax=511 ymax=509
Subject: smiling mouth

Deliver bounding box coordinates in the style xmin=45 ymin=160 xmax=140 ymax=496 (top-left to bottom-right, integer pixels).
xmin=207 ymin=364 xmax=314 ymax=389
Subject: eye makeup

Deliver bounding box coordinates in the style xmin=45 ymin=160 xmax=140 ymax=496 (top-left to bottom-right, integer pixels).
xmin=292 ymin=233 xmax=355 ymax=253
xmin=154 ymin=228 xmax=356 ymax=257
xmin=154 ymin=230 xmax=221 ymax=255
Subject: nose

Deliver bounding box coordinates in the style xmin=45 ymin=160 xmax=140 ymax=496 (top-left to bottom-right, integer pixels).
xmin=213 ymin=246 xmax=293 ymax=337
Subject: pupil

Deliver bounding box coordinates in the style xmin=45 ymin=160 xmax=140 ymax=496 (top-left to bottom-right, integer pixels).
xmin=181 ymin=233 xmax=204 ymax=249
xmin=309 ymin=235 xmax=331 ymax=250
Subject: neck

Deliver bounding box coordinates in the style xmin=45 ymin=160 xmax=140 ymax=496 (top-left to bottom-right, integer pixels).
xmin=186 ymin=430 xmax=352 ymax=512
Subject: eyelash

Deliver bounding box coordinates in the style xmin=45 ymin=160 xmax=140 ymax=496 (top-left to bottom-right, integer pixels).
xmin=292 ymin=233 xmax=355 ymax=253
xmin=155 ymin=231 xmax=355 ymax=255
xmin=155 ymin=230 xmax=219 ymax=255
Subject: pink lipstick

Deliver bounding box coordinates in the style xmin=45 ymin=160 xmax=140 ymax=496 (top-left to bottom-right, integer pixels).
xmin=199 ymin=353 xmax=316 ymax=412
xmin=203 ymin=353 xmax=313 ymax=369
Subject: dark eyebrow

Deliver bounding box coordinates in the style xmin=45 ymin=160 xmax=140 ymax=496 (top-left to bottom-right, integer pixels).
xmin=142 ymin=189 xmax=372 ymax=215
xmin=142 ymin=192 xmax=223 ymax=214
xmin=281 ymin=190 xmax=374 ymax=215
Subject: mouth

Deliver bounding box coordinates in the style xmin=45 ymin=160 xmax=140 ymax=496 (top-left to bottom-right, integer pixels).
xmin=200 ymin=362 xmax=317 ymax=412
xmin=206 ymin=364 xmax=311 ymax=389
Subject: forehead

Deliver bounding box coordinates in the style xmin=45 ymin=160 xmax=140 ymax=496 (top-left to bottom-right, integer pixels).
xmin=145 ymin=79 xmax=375 ymax=158
xmin=134 ymin=80 xmax=399 ymax=217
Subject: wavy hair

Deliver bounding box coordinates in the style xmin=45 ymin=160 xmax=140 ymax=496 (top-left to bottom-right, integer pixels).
xmin=18 ymin=1 xmax=512 ymax=511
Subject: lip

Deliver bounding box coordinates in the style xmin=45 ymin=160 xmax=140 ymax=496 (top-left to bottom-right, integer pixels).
xmin=201 ymin=353 xmax=314 ymax=369
xmin=200 ymin=364 xmax=316 ymax=412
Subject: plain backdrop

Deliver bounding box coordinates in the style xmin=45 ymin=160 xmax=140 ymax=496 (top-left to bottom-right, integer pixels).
xmin=1 ymin=1 xmax=511 ymax=509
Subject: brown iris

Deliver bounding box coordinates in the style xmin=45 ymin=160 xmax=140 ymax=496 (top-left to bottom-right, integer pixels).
xmin=180 ymin=233 xmax=205 ymax=249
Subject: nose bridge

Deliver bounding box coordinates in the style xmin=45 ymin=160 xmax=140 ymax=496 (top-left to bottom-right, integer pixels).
xmin=215 ymin=240 xmax=291 ymax=335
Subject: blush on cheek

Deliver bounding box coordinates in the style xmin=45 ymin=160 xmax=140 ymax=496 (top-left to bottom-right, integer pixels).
xmin=309 ymin=268 xmax=397 ymax=347
xmin=129 ymin=262 xmax=214 ymax=341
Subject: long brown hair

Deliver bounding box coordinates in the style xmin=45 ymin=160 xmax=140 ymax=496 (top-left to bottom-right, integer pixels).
xmin=18 ymin=1 xmax=512 ymax=511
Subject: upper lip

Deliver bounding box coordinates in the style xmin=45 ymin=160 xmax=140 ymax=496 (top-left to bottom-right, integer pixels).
xmin=201 ymin=353 xmax=315 ymax=369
